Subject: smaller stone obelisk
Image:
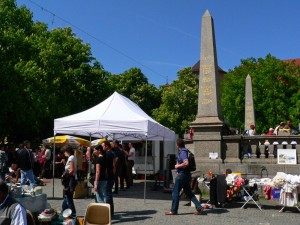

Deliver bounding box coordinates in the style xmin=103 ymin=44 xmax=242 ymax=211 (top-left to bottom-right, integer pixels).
xmin=244 ymin=74 xmax=255 ymax=131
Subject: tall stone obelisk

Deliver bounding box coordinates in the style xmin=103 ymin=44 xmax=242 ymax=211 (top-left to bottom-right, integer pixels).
xmin=244 ymin=74 xmax=255 ymax=130
xmin=190 ymin=10 xmax=224 ymax=160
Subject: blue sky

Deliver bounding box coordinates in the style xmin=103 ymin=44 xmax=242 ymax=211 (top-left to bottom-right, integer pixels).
xmin=16 ymin=0 xmax=300 ymax=87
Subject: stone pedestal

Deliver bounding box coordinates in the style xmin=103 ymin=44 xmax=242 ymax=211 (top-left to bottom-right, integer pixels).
xmin=191 ymin=118 xmax=223 ymax=161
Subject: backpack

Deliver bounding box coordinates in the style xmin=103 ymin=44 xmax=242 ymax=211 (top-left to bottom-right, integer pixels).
xmin=186 ymin=149 xmax=196 ymax=172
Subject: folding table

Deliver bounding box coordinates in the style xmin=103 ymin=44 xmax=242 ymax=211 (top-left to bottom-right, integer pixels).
xmin=240 ymin=185 xmax=263 ymax=211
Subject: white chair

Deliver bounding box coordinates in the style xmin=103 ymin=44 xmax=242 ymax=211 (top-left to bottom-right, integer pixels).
xmin=83 ymin=203 xmax=111 ymax=225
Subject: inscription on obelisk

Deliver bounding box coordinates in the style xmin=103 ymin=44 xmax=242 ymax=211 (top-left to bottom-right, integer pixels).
xmin=244 ymin=74 xmax=255 ymax=130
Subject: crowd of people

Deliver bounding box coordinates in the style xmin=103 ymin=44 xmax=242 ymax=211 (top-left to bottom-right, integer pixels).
xmin=0 ymin=138 xmax=137 ymax=222
xmin=87 ymin=140 xmax=136 ymax=217
xmin=244 ymin=119 xmax=298 ymax=136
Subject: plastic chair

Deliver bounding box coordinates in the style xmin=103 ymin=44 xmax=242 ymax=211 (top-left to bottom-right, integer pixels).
xmin=83 ymin=203 xmax=111 ymax=225
xmin=26 ymin=210 xmax=36 ymax=225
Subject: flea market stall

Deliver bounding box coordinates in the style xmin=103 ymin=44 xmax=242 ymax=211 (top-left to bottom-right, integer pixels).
xmin=53 ymin=91 xmax=176 ymax=200
xmin=200 ymin=171 xmax=300 ymax=212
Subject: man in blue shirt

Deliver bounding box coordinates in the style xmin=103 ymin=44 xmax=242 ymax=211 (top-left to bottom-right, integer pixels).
xmin=165 ymin=138 xmax=204 ymax=215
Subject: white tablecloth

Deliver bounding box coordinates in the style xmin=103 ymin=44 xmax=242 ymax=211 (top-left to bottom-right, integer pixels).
xmin=16 ymin=193 xmax=47 ymax=213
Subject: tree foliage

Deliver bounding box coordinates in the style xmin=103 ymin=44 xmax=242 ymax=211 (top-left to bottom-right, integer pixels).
xmin=0 ymin=0 xmax=110 ymax=142
xmin=221 ymin=54 xmax=300 ymax=134
xmin=108 ymin=68 xmax=161 ymax=116
xmin=153 ymin=67 xmax=198 ymax=137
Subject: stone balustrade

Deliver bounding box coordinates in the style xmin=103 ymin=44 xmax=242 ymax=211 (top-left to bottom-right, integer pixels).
xmin=186 ymin=135 xmax=300 ymax=164
xmin=185 ymin=135 xmax=300 ymax=177
xmin=222 ymin=135 xmax=300 ymax=163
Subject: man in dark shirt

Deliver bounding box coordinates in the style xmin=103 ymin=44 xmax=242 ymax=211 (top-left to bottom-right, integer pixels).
xmin=93 ymin=145 xmax=107 ymax=203
xmin=111 ymin=140 xmax=125 ymax=194
xmin=102 ymin=140 xmax=116 ymax=217
xmin=17 ymin=140 xmax=35 ymax=189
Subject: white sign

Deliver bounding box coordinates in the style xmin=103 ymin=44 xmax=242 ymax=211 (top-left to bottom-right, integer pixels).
xmin=209 ymin=152 xmax=218 ymax=159
xmin=277 ymin=149 xmax=297 ymax=165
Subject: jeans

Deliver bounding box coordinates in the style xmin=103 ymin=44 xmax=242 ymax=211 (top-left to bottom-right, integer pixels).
xmin=95 ymin=180 xmax=107 ymax=203
xmin=106 ymin=178 xmax=115 ymax=216
xmin=171 ymin=172 xmax=202 ymax=214
xmin=127 ymin=160 xmax=134 ymax=186
xmin=62 ymin=192 xmax=76 ymax=216
xmin=120 ymin=164 xmax=129 ymax=189
xmin=20 ymin=169 xmax=36 ymax=188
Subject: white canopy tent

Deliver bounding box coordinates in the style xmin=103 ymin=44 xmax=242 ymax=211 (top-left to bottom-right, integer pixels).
xmin=53 ymin=91 xmax=176 ymax=200
xmin=54 ymin=91 xmax=175 ymax=141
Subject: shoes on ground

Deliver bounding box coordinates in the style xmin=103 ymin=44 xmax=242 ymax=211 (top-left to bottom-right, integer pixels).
xmin=194 ymin=207 xmax=204 ymax=215
xmin=164 ymin=211 xmax=177 ymax=215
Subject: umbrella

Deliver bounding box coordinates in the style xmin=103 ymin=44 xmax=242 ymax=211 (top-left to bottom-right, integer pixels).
xmin=90 ymin=138 xmax=114 ymax=147
xmin=43 ymin=135 xmax=90 ymax=147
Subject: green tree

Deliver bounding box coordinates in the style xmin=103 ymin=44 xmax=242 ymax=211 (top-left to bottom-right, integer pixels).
xmin=108 ymin=68 xmax=161 ymax=115
xmin=0 ymin=0 xmax=110 ymax=142
xmin=0 ymin=0 xmax=37 ymax=141
xmin=152 ymin=67 xmax=198 ymax=137
xmin=221 ymin=54 xmax=300 ymax=133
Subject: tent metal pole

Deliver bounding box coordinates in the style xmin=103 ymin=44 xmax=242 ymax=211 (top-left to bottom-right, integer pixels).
xmin=144 ymin=138 xmax=148 ymax=203
xmin=52 ymin=132 xmax=56 ymax=198
xmin=87 ymin=134 xmax=92 ymax=182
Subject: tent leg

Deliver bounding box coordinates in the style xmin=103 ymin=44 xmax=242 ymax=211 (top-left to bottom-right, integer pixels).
xmin=52 ymin=133 xmax=56 ymax=198
xmin=144 ymin=139 xmax=148 ymax=203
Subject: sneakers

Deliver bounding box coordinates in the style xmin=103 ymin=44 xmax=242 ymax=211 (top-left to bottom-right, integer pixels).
xmin=164 ymin=211 xmax=177 ymax=215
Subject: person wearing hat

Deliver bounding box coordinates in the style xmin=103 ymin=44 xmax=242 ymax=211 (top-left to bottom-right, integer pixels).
xmin=274 ymin=122 xmax=285 ymax=135
xmin=93 ymin=144 xmax=107 ymax=203
xmin=267 ymin=128 xmax=275 ymax=135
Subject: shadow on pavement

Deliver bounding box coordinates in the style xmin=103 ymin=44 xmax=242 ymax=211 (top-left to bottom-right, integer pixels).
xmin=112 ymin=210 xmax=156 ymax=224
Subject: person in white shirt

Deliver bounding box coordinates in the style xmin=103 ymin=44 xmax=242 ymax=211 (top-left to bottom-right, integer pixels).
xmin=127 ymin=143 xmax=135 ymax=186
xmin=61 ymin=146 xmax=77 ymax=217
xmin=0 ymin=180 xmax=27 ymax=225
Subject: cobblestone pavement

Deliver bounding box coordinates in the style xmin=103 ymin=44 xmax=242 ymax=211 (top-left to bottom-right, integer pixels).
xmin=42 ymin=179 xmax=300 ymax=225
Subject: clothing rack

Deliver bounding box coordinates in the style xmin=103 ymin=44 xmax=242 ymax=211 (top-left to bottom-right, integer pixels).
xmin=279 ymin=182 xmax=300 ymax=213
